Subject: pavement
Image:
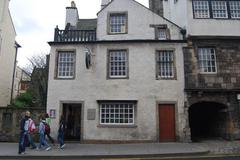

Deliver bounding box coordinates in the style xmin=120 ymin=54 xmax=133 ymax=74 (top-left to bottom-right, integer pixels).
xmin=0 ymin=142 xmax=209 ymax=159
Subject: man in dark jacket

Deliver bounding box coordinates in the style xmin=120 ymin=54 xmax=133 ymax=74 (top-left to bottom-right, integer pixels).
xmin=18 ymin=111 xmax=30 ymax=154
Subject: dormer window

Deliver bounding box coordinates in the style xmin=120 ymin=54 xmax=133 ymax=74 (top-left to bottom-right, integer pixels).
xmin=109 ymin=13 xmax=127 ymax=34
xmin=155 ymin=25 xmax=170 ymax=40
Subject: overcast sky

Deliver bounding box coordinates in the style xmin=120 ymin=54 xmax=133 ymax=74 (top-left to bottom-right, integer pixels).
xmin=9 ymin=0 xmax=149 ymax=68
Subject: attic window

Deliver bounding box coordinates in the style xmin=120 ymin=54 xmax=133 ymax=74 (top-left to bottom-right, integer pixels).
xmin=109 ymin=13 xmax=127 ymax=34
xmin=155 ymin=25 xmax=170 ymax=40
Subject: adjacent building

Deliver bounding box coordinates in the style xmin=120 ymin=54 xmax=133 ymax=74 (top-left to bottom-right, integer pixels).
xmin=0 ymin=0 xmax=20 ymax=107
xmin=13 ymin=66 xmax=31 ymax=99
xmin=157 ymin=0 xmax=240 ymax=141
xmin=47 ymin=0 xmax=187 ymax=142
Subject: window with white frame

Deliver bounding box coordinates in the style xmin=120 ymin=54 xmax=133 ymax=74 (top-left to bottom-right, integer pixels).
xmin=156 ymin=50 xmax=175 ymax=79
xmin=198 ymin=48 xmax=217 ymax=73
xmin=57 ymin=51 xmax=75 ymax=78
xmin=212 ymin=1 xmax=228 ymax=18
xmin=99 ymin=101 xmax=135 ymax=125
xmin=193 ymin=1 xmax=210 ymax=18
xmin=193 ymin=0 xmax=240 ymax=19
xmin=108 ymin=50 xmax=128 ymax=78
xmin=229 ymin=1 xmax=240 ymax=18
xmin=109 ymin=13 xmax=127 ymax=34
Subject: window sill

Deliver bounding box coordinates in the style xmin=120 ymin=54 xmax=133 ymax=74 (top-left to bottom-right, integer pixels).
xmin=97 ymin=124 xmax=137 ymax=128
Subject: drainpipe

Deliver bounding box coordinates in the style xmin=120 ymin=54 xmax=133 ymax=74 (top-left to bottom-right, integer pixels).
xmin=10 ymin=41 xmax=21 ymax=105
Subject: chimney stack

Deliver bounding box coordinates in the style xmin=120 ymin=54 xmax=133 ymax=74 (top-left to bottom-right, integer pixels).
xmin=149 ymin=0 xmax=164 ymax=17
xmin=65 ymin=1 xmax=79 ymax=27
xmin=101 ymin=0 xmax=111 ymax=9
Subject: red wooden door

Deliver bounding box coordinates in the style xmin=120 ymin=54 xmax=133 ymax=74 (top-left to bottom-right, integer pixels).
xmin=159 ymin=104 xmax=176 ymax=142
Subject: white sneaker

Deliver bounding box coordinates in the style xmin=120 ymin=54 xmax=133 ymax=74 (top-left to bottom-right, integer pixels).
xmin=60 ymin=144 xmax=66 ymax=149
xmin=46 ymin=147 xmax=51 ymax=151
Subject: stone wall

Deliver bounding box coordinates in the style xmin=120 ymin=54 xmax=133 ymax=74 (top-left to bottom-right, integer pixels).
xmin=183 ymin=38 xmax=240 ymax=140
xmin=0 ymin=107 xmax=45 ymax=142
xmin=184 ymin=39 xmax=240 ymax=89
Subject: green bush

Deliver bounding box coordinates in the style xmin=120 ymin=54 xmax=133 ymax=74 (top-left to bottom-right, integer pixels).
xmin=13 ymin=91 xmax=33 ymax=108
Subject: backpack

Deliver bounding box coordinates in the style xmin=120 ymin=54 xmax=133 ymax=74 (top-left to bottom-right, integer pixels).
xmin=44 ymin=122 xmax=50 ymax=134
xmin=28 ymin=119 xmax=36 ymax=133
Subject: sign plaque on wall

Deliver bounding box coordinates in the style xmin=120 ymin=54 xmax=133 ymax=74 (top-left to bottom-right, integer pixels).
xmin=49 ymin=109 xmax=56 ymax=119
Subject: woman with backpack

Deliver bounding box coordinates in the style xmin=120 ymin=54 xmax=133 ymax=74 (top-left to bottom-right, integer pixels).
xmin=38 ymin=116 xmax=51 ymax=151
xmin=45 ymin=113 xmax=55 ymax=144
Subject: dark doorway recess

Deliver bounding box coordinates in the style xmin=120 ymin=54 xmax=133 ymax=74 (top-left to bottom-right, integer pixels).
xmin=189 ymin=102 xmax=228 ymax=142
xmin=63 ymin=103 xmax=82 ymax=141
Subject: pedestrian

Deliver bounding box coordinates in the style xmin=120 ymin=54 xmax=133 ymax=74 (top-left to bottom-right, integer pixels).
xmin=27 ymin=116 xmax=37 ymax=149
xmin=45 ymin=113 xmax=55 ymax=144
xmin=18 ymin=111 xmax=30 ymax=154
xmin=58 ymin=115 xmax=66 ymax=149
xmin=38 ymin=116 xmax=51 ymax=151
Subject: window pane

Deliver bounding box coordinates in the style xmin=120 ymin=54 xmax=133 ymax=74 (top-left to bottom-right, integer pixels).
xmin=156 ymin=51 xmax=175 ymax=79
xmin=109 ymin=50 xmax=128 ymax=78
xmin=230 ymin=1 xmax=240 ymax=18
xmin=99 ymin=102 xmax=135 ymax=125
xmin=110 ymin=14 xmax=126 ymax=33
xmin=198 ymin=48 xmax=217 ymax=73
xmin=193 ymin=1 xmax=210 ymax=18
xmin=212 ymin=1 xmax=228 ymax=18
xmin=57 ymin=52 xmax=75 ymax=78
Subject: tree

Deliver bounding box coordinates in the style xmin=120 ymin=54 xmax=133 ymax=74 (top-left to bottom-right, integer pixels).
xmin=24 ymin=53 xmax=49 ymax=108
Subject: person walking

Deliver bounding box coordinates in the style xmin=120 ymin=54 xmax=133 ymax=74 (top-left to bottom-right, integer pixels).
xmin=58 ymin=115 xmax=66 ymax=149
xmin=45 ymin=113 xmax=55 ymax=144
xmin=27 ymin=116 xmax=37 ymax=149
xmin=38 ymin=116 xmax=51 ymax=151
xmin=18 ymin=111 xmax=30 ymax=154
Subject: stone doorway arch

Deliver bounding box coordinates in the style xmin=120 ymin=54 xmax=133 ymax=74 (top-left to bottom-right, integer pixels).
xmin=188 ymin=101 xmax=228 ymax=142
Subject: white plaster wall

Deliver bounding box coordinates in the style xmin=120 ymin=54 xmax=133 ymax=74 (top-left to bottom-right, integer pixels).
xmin=186 ymin=0 xmax=240 ymax=36
xmin=0 ymin=1 xmax=16 ymax=107
xmin=47 ymin=42 xmax=186 ymax=141
xmin=165 ymin=0 xmax=240 ymax=36
xmin=163 ymin=0 xmax=188 ymax=30
xmin=97 ymin=0 xmax=183 ymax=40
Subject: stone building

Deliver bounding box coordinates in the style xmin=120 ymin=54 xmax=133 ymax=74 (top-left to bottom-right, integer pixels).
xmin=0 ymin=0 xmax=20 ymax=107
xmin=47 ymin=0 xmax=187 ymax=142
xmin=156 ymin=0 xmax=240 ymax=141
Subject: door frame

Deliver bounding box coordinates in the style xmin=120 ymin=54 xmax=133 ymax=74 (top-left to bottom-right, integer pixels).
xmin=60 ymin=100 xmax=84 ymax=142
xmin=156 ymin=101 xmax=178 ymax=142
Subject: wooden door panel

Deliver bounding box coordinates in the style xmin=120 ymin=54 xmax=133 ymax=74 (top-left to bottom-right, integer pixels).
xmin=159 ymin=104 xmax=176 ymax=142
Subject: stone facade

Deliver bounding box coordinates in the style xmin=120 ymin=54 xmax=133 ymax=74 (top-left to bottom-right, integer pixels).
xmin=184 ymin=38 xmax=240 ymax=140
xmin=0 ymin=107 xmax=45 ymax=142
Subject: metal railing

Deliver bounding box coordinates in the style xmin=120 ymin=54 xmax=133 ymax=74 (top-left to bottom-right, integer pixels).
xmin=54 ymin=27 xmax=96 ymax=42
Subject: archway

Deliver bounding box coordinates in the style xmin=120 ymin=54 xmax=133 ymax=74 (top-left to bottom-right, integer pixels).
xmin=188 ymin=102 xmax=228 ymax=142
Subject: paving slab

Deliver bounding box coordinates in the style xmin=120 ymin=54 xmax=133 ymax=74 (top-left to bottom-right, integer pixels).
xmin=0 ymin=143 xmax=208 ymax=159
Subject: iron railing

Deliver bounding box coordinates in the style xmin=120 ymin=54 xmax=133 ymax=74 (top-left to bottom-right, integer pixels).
xmin=54 ymin=27 xmax=96 ymax=42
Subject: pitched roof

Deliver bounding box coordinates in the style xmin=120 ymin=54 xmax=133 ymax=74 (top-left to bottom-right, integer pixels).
xmin=75 ymin=19 xmax=97 ymax=30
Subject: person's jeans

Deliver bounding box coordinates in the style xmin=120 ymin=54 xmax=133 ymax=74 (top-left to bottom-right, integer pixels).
xmin=45 ymin=133 xmax=54 ymax=144
xmin=58 ymin=131 xmax=64 ymax=146
xmin=38 ymin=133 xmax=49 ymax=149
xmin=18 ymin=131 xmax=27 ymax=154
xmin=27 ymin=133 xmax=37 ymax=148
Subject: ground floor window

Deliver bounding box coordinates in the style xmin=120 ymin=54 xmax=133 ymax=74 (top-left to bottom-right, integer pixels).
xmin=98 ymin=101 xmax=136 ymax=125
